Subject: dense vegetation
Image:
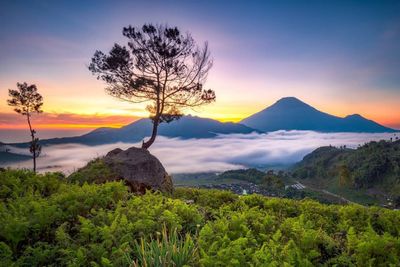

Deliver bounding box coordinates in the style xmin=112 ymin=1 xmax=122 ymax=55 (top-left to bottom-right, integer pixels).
xmin=218 ymin=168 xmax=267 ymax=183
xmin=1 ymin=169 xmax=400 ymax=266
xmin=292 ymin=140 xmax=400 ymax=206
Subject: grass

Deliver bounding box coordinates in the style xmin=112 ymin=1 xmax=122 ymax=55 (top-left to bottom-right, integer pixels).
xmin=129 ymin=225 xmax=198 ymax=267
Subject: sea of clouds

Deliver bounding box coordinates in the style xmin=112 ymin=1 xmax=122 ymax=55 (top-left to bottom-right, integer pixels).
xmin=4 ymin=131 xmax=398 ymax=174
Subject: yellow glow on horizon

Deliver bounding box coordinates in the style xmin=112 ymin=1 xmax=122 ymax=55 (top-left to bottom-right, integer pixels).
xmin=215 ymin=117 xmax=243 ymax=123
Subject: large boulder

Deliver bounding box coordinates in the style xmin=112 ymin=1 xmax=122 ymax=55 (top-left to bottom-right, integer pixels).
xmin=68 ymin=146 xmax=173 ymax=193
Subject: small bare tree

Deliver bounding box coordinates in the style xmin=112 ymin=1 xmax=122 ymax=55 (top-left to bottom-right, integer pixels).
xmin=7 ymin=82 xmax=43 ymax=172
xmin=89 ymin=23 xmax=216 ymax=149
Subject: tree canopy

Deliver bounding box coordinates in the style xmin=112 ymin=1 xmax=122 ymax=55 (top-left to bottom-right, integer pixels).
xmin=7 ymin=82 xmax=43 ymax=116
xmin=89 ymin=23 xmax=216 ymax=149
xmin=7 ymin=82 xmax=43 ymax=172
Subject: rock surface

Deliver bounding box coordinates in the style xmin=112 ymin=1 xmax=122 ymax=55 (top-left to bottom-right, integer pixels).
xmin=69 ymin=146 xmax=173 ymax=193
xmin=104 ymin=147 xmax=172 ymax=193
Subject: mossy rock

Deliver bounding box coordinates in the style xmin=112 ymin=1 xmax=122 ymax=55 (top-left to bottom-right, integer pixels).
xmin=68 ymin=147 xmax=173 ymax=193
xmin=67 ymin=158 xmax=116 ymax=184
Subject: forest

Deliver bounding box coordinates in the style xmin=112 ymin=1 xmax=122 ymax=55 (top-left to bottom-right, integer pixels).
xmin=292 ymin=139 xmax=400 ymax=206
xmin=1 ymin=169 xmax=399 ymax=266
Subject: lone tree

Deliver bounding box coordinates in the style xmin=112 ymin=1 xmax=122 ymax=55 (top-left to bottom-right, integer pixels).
xmin=7 ymin=82 xmax=43 ymax=172
xmin=89 ymin=23 xmax=216 ymax=149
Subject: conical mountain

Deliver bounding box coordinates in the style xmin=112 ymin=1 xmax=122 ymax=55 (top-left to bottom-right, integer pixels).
xmin=240 ymin=97 xmax=395 ymax=132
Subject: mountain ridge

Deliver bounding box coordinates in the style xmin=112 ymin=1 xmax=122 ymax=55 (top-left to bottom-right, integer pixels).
xmin=240 ymin=97 xmax=395 ymax=133
xmin=7 ymin=115 xmax=258 ymax=147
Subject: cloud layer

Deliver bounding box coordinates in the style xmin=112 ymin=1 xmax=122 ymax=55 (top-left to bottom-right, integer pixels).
xmin=4 ymin=131 xmax=397 ymax=174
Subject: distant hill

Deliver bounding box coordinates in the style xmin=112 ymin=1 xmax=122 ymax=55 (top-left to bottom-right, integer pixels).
xmin=0 ymin=143 xmax=31 ymax=165
xmin=0 ymin=152 xmax=30 ymax=165
xmin=241 ymin=97 xmax=396 ymax=132
xmin=9 ymin=115 xmax=257 ymax=147
xmin=291 ymin=139 xmax=400 ymax=205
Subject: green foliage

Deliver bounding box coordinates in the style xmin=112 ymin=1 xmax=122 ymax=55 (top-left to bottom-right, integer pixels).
xmin=1 ymin=170 xmax=400 ymax=266
xmin=292 ymin=146 xmax=350 ymax=180
xmin=292 ymin=140 xmax=400 ymax=203
xmin=0 ymin=170 xmax=201 ymax=266
xmin=67 ymin=158 xmax=116 ymax=184
xmin=347 ymin=140 xmax=400 ymax=189
xmin=132 ymin=225 xmax=198 ymax=267
xmin=173 ymin=187 xmax=238 ymax=210
xmin=198 ymin=193 xmax=400 ymax=266
xmin=0 ymin=168 xmax=64 ymax=200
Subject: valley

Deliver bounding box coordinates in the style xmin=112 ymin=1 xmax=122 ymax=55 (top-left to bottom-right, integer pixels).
xmin=173 ymin=139 xmax=400 ymax=208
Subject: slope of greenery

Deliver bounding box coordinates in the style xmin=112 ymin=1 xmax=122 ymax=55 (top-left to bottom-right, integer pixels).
xmin=1 ymin=169 xmax=400 ymax=266
xmin=292 ymin=140 xmax=400 ymax=206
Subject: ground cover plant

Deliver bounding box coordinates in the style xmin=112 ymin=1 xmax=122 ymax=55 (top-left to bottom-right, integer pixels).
xmin=0 ymin=169 xmax=399 ymax=266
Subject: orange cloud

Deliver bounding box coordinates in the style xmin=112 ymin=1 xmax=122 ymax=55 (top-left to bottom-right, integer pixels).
xmin=0 ymin=112 xmax=138 ymax=130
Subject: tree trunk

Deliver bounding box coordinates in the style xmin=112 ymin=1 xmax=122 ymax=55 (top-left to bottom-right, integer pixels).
xmin=142 ymin=118 xmax=159 ymax=149
xmin=27 ymin=114 xmax=36 ymax=173
xmin=33 ymin=149 xmax=37 ymax=173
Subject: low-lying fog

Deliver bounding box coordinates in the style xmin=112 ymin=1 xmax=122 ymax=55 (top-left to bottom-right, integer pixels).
xmin=4 ymin=131 xmax=397 ymax=174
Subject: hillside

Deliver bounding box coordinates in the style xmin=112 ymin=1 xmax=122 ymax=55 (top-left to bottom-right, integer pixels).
xmin=241 ymin=97 xmax=396 ymax=132
xmin=1 ymin=169 xmax=399 ymax=266
xmin=291 ymin=139 xmax=400 ymax=205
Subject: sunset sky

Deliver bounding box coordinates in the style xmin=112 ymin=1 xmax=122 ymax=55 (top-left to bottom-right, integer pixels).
xmin=1 ymin=0 xmax=400 ymax=137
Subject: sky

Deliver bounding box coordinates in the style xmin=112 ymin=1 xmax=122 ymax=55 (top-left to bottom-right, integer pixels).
xmin=1 ymin=0 xmax=400 ymax=138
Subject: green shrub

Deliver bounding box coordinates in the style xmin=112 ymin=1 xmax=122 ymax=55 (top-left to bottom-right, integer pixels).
xmin=1 ymin=170 xmax=399 ymax=266
xmin=173 ymin=187 xmax=238 ymax=209
xmin=0 ymin=169 xmax=64 ymax=200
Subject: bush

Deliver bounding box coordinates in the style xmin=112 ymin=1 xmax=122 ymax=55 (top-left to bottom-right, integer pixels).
xmin=0 ymin=169 xmax=64 ymax=200
xmin=1 ymin=170 xmax=399 ymax=266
